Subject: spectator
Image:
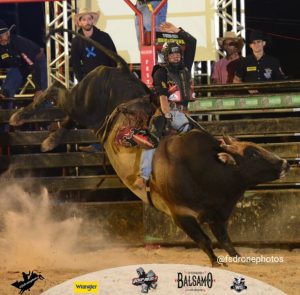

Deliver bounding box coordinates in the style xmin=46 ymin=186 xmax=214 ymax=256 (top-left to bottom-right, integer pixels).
xmin=71 ymin=8 xmax=117 ymax=152
xmin=71 ymin=7 xmax=117 ymax=82
xmin=233 ymin=30 xmax=285 ymax=84
xmin=135 ymin=0 xmax=168 ymax=46
xmin=211 ymin=31 xmax=244 ymax=84
xmin=0 ymin=18 xmax=47 ymax=100
xmin=133 ymin=22 xmax=196 ymax=189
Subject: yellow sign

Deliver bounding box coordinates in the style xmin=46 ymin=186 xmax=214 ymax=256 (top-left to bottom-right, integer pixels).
xmin=74 ymin=281 xmax=99 ymax=294
xmin=246 ymin=66 xmax=257 ymax=72
xmin=1 ymin=53 xmax=9 ymax=60
xmin=156 ymin=38 xmax=185 ymax=45
xmin=162 ymin=81 xmax=167 ymax=88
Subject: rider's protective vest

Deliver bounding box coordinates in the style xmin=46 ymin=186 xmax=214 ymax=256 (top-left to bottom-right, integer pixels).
xmin=166 ymin=66 xmax=194 ymax=104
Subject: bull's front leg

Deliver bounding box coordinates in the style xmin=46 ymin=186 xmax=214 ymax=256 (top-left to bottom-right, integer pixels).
xmin=173 ymin=214 xmax=220 ymax=267
xmin=41 ymin=116 xmax=74 ymax=152
xmin=208 ymin=216 xmax=240 ymax=258
xmin=9 ymin=81 xmax=64 ymax=126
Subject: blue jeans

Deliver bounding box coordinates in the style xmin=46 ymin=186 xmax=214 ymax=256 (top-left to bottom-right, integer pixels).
xmin=2 ymin=67 xmax=24 ymax=98
xmin=139 ymin=110 xmax=189 ymax=180
xmin=135 ymin=0 xmax=168 ymax=45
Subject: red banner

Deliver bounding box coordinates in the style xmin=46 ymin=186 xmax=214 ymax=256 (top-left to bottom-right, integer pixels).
xmin=140 ymin=45 xmax=156 ymax=88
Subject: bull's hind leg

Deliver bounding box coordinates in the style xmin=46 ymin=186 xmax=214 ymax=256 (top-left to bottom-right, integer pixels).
xmin=41 ymin=116 xmax=74 ymax=152
xmin=208 ymin=217 xmax=240 ymax=258
xmin=173 ymin=215 xmax=220 ymax=266
xmin=9 ymin=81 xmax=65 ymax=126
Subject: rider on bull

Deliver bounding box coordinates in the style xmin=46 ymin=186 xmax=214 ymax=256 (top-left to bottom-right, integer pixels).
xmin=134 ymin=22 xmax=197 ymax=189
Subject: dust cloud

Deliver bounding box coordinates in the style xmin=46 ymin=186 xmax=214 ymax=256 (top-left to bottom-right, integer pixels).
xmin=0 ymin=184 xmax=299 ymax=295
xmin=0 ymin=183 xmax=97 ymax=270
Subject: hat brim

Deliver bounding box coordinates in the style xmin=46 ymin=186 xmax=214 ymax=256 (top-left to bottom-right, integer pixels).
xmin=73 ymin=11 xmax=100 ymax=27
xmin=0 ymin=24 xmax=15 ymax=35
xmin=249 ymin=38 xmax=266 ymax=43
xmin=217 ymin=37 xmax=244 ymax=52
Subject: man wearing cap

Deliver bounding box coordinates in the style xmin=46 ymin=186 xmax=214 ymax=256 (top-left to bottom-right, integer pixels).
xmin=71 ymin=8 xmax=117 ymax=82
xmin=233 ymin=30 xmax=285 ymax=83
xmin=211 ymin=31 xmax=244 ymax=84
xmin=0 ymin=19 xmax=47 ymax=100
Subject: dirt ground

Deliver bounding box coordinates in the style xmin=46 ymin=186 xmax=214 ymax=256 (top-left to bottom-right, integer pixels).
xmin=0 ymin=185 xmax=299 ymax=294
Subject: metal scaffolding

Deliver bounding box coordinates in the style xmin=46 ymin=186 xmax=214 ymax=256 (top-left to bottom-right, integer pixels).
xmin=44 ymin=0 xmax=245 ymax=87
xmin=45 ymin=0 xmax=76 ymax=88
xmin=194 ymin=1 xmax=245 ymax=85
xmin=214 ymin=0 xmax=246 ymax=57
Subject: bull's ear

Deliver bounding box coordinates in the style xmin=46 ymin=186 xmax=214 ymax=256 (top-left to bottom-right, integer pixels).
xmin=222 ymin=135 xmax=236 ymax=145
xmin=218 ymin=152 xmax=236 ymax=165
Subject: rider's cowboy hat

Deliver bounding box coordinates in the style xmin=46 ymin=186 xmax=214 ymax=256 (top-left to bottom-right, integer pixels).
xmin=217 ymin=31 xmax=244 ymax=52
xmin=73 ymin=8 xmax=100 ymax=27
xmin=0 ymin=19 xmax=15 ymax=35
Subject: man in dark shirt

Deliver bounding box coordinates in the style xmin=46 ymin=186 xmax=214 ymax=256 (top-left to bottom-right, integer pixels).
xmin=71 ymin=8 xmax=117 ymax=82
xmin=71 ymin=8 xmax=118 ymax=152
xmin=233 ymin=30 xmax=285 ymax=84
xmin=0 ymin=19 xmax=47 ymax=100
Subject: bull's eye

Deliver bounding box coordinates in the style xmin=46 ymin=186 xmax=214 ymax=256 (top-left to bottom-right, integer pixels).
xmin=245 ymin=148 xmax=260 ymax=158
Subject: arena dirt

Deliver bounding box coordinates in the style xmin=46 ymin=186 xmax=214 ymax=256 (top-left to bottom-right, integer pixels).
xmin=0 ymin=185 xmax=298 ymax=294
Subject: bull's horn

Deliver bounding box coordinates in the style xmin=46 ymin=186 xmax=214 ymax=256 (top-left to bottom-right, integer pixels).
xmin=220 ymin=143 xmax=238 ymax=154
xmin=222 ymin=135 xmax=236 ymax=145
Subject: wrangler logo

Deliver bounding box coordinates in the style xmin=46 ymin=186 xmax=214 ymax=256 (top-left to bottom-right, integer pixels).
xmin=74 ymin=281 xmax=99 ymax=294
xmin=246 ymin=66 xmax=257 ymax=71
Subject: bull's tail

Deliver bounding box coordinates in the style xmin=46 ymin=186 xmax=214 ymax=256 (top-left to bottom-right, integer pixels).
xmin=46 ymin=28 xmax=129 ymax=73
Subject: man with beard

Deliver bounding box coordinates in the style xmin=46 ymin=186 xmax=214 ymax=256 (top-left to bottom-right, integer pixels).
xmin=71 ymin=8 xmax=117 ymax=82
xmin=211 ymin=31 xmax=244 ymax=84
xmin=134 ymin=22 xmax=197 ymax=189
xmin=71 ymin=8 xmax=117 ymax=152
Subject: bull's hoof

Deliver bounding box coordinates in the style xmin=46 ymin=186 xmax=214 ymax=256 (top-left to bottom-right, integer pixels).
xmin=41 ymin=128 xmax=66 ymax=152
xmin=9 ymin=108 xmax=25 ymax=126
xmin=41 ymin=135 xmax=59 ymax=152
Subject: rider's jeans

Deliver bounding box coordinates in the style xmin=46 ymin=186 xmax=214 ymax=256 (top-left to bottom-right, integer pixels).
xmin=139 ymin=110 xmax=189 ymax=180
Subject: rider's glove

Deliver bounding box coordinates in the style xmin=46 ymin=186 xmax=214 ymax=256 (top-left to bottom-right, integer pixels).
xmin=164 ymin=112 xmax=172 ymax=121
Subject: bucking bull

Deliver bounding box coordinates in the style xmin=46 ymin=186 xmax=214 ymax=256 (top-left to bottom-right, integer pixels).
xmin=9 ymin=29 xmax=289 ymax=266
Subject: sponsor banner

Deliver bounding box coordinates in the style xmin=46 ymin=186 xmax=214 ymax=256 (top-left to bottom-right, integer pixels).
xmin=41 ymin=264 xmax=286 ymax=295
xmin=140 ymin=45 xmax=156 ymax=87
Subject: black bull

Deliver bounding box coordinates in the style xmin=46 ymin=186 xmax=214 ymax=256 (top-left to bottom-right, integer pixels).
xmin=9 ymin=29 xmax=289 ymax=266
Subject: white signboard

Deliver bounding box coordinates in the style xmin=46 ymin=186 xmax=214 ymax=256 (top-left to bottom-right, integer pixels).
xmin=42 ymin=264 xmax=286 ymax=295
